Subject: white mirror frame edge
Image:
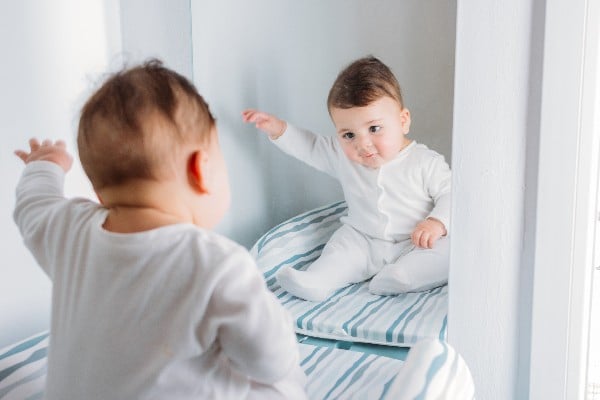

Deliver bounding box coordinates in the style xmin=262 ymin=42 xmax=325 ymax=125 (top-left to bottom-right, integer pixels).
xmin=529 ymin=0 xmax=600 ymax=398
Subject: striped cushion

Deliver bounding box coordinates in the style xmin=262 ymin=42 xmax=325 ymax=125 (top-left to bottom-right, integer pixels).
xmin=0 ymin=332 xmax=474 ymax=400
xmin=302 ymin=340 xmax=475 ymax=400
xmin=386 ymin=339 xmax=476 ymax=399
xmin=0 ymin=332 xmax=48 ymax=399
xmin=251 ymin=201 xmax=448 ymax=346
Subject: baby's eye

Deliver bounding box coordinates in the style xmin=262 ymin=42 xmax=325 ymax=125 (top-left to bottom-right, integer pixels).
xmin=369 ymin=125 xmax=382 ymax=133
xmin=342 ymin=132 xmax=355 ymax=140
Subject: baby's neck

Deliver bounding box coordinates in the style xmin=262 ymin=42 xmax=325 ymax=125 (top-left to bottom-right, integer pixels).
xmin=98 ymin=180 xmax=192 ymax=233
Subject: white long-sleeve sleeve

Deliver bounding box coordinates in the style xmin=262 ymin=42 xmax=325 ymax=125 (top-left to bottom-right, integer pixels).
xmin=200 ymin=247 xmax=301 ymax=384
xmin=13 ymin=161 xmax=102 ymax=279
xmin=271 ymin=124 xmax=342 ymax=179
xmin=423 ymin=154 xmax=452 ymax=231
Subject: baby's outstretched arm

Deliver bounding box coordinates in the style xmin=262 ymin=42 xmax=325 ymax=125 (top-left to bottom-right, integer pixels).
xmin=411 ymin=218 xmax=447 ymax=249
xmin=15 ymin=138 xmax=73 ymax=172
xmin=242 ymin=109 xmax=287 ymax=140
xmin=14 ymin=138 xmax=75 ymax=277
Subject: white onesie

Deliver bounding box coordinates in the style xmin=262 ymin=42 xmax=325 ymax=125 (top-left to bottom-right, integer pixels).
xmin=272 ymin=124 xmax=452 ymax=301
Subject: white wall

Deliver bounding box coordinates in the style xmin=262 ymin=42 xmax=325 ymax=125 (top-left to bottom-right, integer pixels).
xmin=448 ymin=1 xmax=544 ymax=399
xmin=528 ymin=0 xmax=600 ymax=397
xmin=119 ymin=0 xmax=193 ymax=78
xmin=0 ymin=2 xmax=121 ymax=348
xmin=190 ymin=0 xmax=456 ymax=247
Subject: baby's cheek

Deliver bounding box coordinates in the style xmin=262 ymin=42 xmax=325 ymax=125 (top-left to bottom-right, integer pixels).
xmin=341 ymin=145 xmax=360 ymax=162
xmin=374 ymin=140 xmax=393 ymax=158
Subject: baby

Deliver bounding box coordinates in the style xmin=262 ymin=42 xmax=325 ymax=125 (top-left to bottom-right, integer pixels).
xmin=13 ymin=60 xmax=307 ymax=399
xmin=243 ymin=56 xmax=451 ymax=302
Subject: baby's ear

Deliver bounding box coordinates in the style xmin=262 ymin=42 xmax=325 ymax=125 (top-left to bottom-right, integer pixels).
xmin=188 ymin=150 xmax=209 ymax=194
xmin=401 ymin=108 xmax=411 ymax=134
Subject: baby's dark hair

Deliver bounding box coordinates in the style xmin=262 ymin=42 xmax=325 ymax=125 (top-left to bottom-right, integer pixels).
xmin=78 ymin=59 xmax=215 ymax=190
xmin=327 ymin=56 xmax=404 ymax=111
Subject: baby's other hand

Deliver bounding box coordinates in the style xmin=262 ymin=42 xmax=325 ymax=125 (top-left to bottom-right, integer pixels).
xmin=242 ymin=109 xmax=287 ymax=140
xmin=15 ymin=138 xmax=73 ymax=172
xmin=411 ymin=218 xmax=447 ymax=249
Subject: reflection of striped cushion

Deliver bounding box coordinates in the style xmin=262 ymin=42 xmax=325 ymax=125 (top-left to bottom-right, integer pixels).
xmin=251 ymin=201 xmax=448 ymax=346
xmin=300 ymin=344 xmax=404 ymax=399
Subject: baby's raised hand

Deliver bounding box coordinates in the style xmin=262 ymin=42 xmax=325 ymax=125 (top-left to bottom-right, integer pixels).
xmin=15 ymin=138 xmax=73 ymax=172
xmin=242 ymin=109 xmax=287 ymax=140
xmin=411 ymin=218 xmax=447 ymax=249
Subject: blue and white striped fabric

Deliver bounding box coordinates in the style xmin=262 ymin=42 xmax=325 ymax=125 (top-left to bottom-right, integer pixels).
xmin=251 ymin=201 xmax=448 ymax=347
xmin=0 ymin=332 xmax=475 ymax=399
xmin=0 ymin=331 xmax=404 ymax=400
xmin=386 ymin=339 xmax=476 ymax=400
xmin=299 ymin=344 xmax=404 ymax=399
xmin=0 ymin=332 xmax=48 ymax=400
xmin=302 ymin=340 xmax=476 ymax=400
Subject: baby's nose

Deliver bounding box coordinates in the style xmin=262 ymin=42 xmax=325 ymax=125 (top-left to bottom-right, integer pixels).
xmin=356 ymin=135 xmax=373 ymax=150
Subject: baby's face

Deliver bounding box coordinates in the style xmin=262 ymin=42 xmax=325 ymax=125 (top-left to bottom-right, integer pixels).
xmin=330 ymin=96 xmax=411 ymax=169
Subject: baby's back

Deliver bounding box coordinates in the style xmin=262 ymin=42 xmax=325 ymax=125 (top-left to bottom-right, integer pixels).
xmin=45 ymin=216 xmax=260 ymax=399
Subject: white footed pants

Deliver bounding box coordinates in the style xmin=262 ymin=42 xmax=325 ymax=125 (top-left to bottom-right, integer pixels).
xmin=275 ymin=224 xmax=449 ymax=301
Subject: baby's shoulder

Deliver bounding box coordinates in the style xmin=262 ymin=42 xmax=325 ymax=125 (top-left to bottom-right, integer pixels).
xmin=410 ymin=142 xmax=442 ymax=157
xmin=184 ymin=228 xmax=256 ymax=274
xmin=188 ymin=228 xmax=249 ymax=259
xmin=408 ymin=143 xmax=448 ymax=165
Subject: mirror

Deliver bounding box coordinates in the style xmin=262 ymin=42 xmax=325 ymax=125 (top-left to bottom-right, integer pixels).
xmin=190 ymin=1 xmax=457 ymax=248
xmin=0 ymin=2 xmax=456 ymax=397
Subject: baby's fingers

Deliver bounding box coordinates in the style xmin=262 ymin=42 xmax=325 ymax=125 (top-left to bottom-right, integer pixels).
xmin=29 ymin=138 xmax=40 ymax=151
xmin=242 ymin=109 xmax=268 ymax=123
xmin=412 ymin=229 xmax=433 ymax=249
xmin=419 ymin=232 xmax=432 ymax=249
xmin=241 ymin=110 xmax=252 ymax=122
xmin=14 ymin=150 xmax=29 ymax=163
xmin=411 ymin=229 xmax=423 ymax=247
xmin=425 ymin=233 xmax=436 ymax=249
xmin=241 ymin=109 xmax=258 ymax=122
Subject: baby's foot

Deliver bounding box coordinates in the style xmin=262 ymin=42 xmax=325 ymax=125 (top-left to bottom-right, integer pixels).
xmin=276 ymin=268 xmax=334 ymax=302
